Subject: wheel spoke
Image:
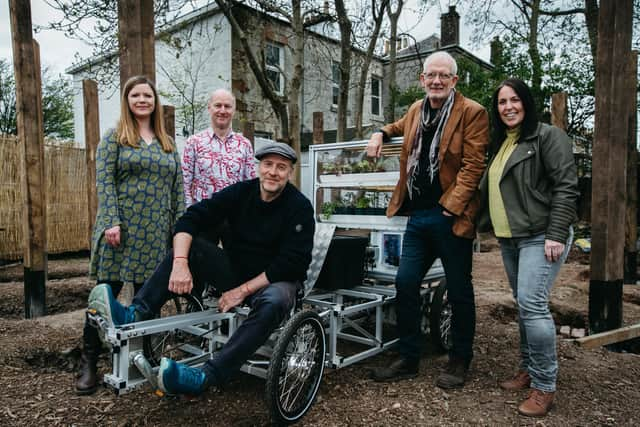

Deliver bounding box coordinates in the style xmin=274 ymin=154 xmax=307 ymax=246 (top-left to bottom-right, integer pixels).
xmin=267 ymin=311 xmax=325 ymax=423
xmin=278 ymin=323 xmax=320 ymax=412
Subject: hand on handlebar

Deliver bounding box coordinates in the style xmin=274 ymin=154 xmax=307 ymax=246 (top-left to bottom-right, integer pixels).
xmin=218 ymin=285 xmax=247 ymax=313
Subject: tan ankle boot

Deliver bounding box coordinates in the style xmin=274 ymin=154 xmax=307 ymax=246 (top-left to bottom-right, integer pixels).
xmin=518 ymin=388 xmax=554 ymax=417
xmin=499 ymin=370 xmax=531 ymax=391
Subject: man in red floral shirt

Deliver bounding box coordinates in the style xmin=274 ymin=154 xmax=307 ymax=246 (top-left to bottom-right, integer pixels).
xmin=182 ymin=88 xmax=256 ymax=207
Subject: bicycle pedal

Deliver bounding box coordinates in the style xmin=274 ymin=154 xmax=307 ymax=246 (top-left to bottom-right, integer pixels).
xmin=154 ymin=389 xmax=165 ymax=398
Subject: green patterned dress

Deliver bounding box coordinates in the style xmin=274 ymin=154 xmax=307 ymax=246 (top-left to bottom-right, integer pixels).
xmin=90 ymin=130 xmax=185 ymax=283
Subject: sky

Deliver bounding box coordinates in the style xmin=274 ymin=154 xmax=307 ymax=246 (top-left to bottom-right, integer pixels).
xmin=0 ymin=0 xmax=491 ymax=77
xmin=0 ymin=1 xmax=93 ymax=75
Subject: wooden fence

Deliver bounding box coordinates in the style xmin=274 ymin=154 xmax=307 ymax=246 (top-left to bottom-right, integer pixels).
xmin=0 ymin=135 xmax=89 ymax=260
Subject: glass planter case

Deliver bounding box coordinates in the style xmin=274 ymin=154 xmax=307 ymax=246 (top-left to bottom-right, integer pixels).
xmin=309 ymin=138 xmax=406 ymax=231
xmin=309 ymin=138 xmax=412 ymax=281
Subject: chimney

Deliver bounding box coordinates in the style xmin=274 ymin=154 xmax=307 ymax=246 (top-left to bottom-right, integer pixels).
xmin=490 ymin=36 xmax=503 ymax=65
xmin=440 ymin=5 xmax=460 ymax=47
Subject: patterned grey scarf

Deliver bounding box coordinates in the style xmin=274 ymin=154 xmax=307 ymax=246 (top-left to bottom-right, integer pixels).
xmin=406 ymin=90 xmax=456 ymax=199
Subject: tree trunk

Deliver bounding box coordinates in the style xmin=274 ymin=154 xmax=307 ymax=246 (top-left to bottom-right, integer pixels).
xmin=527 ymin=0 xmax=544 ymax=118
xmin=384 ymin=0 xmax=403 ymax=124
xmin=335 ymin=0 xmax=352 ymax=143
xmin=214 ymin=0 xmax=289 ymax=139
xmin=584 ymin=0 xmax=599 ymax=66
xmin=288 ymin=0 xmax=303 ymax=187
xmin=354 ymin=0 xmax=389 ymax=139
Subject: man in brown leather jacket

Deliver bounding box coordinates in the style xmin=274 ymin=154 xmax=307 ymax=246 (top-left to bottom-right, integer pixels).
xmin=368 ymin=51 xmax=488 ymax=388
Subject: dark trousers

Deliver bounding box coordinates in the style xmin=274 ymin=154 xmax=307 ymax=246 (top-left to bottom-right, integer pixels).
xmin=83 ymin=281 xmax=142 ymax=352
xmin=132 ymin=237 xmax=298 ymax=385
xmin=395 ymin=207 xmax=475 ymax=364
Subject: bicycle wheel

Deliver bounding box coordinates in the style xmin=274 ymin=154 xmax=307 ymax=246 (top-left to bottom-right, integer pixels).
xmin=265 ymin=310 xmax=326 ymax=424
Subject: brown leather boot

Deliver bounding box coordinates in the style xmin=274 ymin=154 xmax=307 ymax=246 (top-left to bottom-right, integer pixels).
xmin=75 ymin=349 xmax=99 ymax=395
xmin=76 ymin=321 xmax=102 ymax=396
xmin=499 ymin=370 xmax=531 ymax=391
xmin=518 ymin=388 xmax=554 ymax=417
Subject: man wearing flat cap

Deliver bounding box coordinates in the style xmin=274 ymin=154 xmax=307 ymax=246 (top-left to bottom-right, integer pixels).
xmin=87 ymin=141 xmax=315 ymax=395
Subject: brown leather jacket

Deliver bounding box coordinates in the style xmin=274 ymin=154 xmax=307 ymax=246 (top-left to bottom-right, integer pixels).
xmin=382 ymin=92 xmax=489 ymax=239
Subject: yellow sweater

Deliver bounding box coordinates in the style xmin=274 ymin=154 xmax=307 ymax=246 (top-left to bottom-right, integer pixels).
xmin=488 ymin=128 xmax=520 ymax=238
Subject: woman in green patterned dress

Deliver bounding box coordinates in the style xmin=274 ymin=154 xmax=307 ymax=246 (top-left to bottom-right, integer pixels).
xmin=75 ymin=75 xmax=184 ymax=395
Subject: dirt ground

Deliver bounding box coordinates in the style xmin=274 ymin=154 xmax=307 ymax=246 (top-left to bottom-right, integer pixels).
xmin=1 ymin=242 xmax=640 ymax=426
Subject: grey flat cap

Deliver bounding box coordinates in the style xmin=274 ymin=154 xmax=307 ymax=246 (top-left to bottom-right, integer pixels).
xmin=255 ymin=141 xmax=297 ymax=164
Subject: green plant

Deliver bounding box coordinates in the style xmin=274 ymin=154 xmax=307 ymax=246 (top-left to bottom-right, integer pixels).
xmin=353 ymin=160 xmax=372 ymax=173
xmin=355 ymin=196 xmax=371 ymax=209
xmin=321 ymin=201 xmax=337 ymax=219
xmin=321 ymin=162 xmax=337 ymax=174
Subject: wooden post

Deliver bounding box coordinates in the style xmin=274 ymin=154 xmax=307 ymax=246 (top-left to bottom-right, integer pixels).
xmin=9 ymin=1 xmax=47 ymax=318
xmin=313 ymin=112 xmax=324 ymax=145
xmin=117 ymin=0 xmax=156 ymax=89
xmin=243 ymin=121 xmax=255 ymax=146
xmin=163 ymin=105 xmax=175 ymax=141
xmin=625 ymin=51 xmax=638 ymax=284
xmin=590 ymin=0 xmax=633 ymax=333
xmin=312 ymin=112 xmax=325 ymax=217
xmin=83 ymin=80 xmax=100 ymax=247
xmin=551 ymin=92 xmax=568 ymax=131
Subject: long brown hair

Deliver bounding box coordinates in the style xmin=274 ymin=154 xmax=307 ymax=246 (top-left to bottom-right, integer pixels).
xmin=116 ymin=75 xmax=174 ymax=153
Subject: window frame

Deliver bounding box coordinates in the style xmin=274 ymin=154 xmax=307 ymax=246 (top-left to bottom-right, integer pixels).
xmin=265 ymin=42 xmax=285 ymax=95
xmin=370 ymin=76 xmax=381 ymax=116
xmin=332 ymin=61 xmax=341 ymax=107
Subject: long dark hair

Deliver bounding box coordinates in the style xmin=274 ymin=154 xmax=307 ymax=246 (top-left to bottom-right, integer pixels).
xmin=490 ymin=78 xmax=538 ymax=155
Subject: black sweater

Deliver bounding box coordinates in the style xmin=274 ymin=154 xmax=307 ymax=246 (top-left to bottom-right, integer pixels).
xmin=174 ymin=178 xmax=315 ymax=285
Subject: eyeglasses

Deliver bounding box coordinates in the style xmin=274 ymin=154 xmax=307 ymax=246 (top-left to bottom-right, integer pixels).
xmin=422 ymin=72 xmax=454 ymax=81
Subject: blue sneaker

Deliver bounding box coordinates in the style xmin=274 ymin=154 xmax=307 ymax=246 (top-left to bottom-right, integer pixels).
xmin=158 ymin=357 xmax=210 ymax=396
xmin=87 ymin=284 xmax=137 ymax=327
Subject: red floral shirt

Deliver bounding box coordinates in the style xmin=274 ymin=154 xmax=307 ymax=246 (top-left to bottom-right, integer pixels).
xmin=182 ymin=128 xmax=257 ymax=206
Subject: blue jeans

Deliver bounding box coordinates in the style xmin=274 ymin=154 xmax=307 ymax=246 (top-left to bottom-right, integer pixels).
xmin=395 ymin=207 xmax=475 ymax=364
xmin=498 ymin=227 xmax=573 ymax=392
xmin=132 ymin=237 xmax=297 ymax=385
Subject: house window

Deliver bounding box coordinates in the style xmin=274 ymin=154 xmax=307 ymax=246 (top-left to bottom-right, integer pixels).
xmin=332 ymin=61 xmax=341 ymax=106
xmin=371 ymin=77 xmax=381 ymax=116
xmin=265 ymin=43 xmax=284 ymax=95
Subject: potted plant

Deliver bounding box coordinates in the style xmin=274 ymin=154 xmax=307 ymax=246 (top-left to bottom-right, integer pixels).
xmin=321 ymin=201 xmax=337 ymax=219
xmin=354 ymin=195 xmax=371 ymax=215
xmin=321 ymin=162 xmax=337 ymax=175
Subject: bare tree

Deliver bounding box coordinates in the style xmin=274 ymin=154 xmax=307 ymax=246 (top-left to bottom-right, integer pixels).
xmin=353 ymin=0 xmax=389 ymax=139
xmin=384 ymin=0 xmax=403 ymax=123
xmin=334 ymin=0 xmax=352 ymax=142
xmin=156 ymin=18 xmax=224 ymax=136
xmin=213 ymin=0 xmax=330 ymax=186
xmin=44 ymin=0 xmax=199 ymax=89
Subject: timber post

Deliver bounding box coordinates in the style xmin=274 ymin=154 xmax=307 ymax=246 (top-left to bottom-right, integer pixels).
xmin=9 ymin=1 xmax=47 ymax=318
xmin=243 ymin=121 xmax=255 ymax=146
xmin=590 ymin=0 xmax=633 ymax=333
xmin=551 ymin=92 xmax=568 ymax=131
xmin=117 ymin=0 xmax=156 ymax=88
xmin=625 ymin=51 xmax=638 ymax=284
xmin=163 ymin=105 xmax=175 ymax=141
xmin=83 ymin=80 xmax=100 ymax=247
xmin=313 ymin=112 xmax=324 ymax=145
xmin=312 ymin=112 xmax=325 ymax=215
